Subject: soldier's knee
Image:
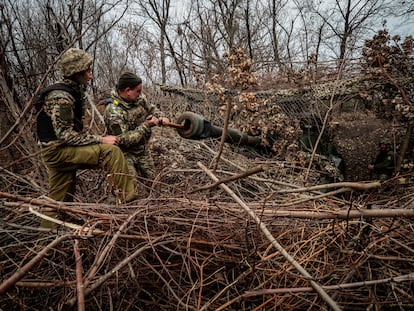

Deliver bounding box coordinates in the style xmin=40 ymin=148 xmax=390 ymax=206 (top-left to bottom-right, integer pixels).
xmin=105 ymin=143 xmax=120 ymax=152
xmin=101 ymin=144 xmax=123 ymax=157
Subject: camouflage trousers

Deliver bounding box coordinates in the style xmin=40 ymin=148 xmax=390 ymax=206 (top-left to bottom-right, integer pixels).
xmin=124 ymin=148 xmax=156 ymax=181
xmin=40 ymin=144 xmax=137 ymax=228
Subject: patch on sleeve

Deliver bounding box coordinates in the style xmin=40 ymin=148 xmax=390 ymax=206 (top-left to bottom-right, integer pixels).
xmin=59 ymin=104 xmax=73 ymax=122
xmin=110 ymin=123 xmax=122 ymax=135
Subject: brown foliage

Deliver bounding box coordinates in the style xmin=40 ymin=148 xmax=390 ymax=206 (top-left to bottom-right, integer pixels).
xmin=362 ymin=29 xmax=414 ymax=120
xmin=205 ymin=48 xmax=302 ymax=160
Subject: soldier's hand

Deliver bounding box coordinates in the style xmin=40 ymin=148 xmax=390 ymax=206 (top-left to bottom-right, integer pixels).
xmin=368 ymin=164 xmax=374 ymax=170
xmin=102 ymin=135 xmax=120 ymax=145
xmin=158 ymin=117 xmax=170 ymax=126
xmin=144 ymin=115 xmax=158 ymax=128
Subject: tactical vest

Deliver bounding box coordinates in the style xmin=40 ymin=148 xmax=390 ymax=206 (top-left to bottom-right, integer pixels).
xmin=36 ymin=83 xmax=83 ymax=142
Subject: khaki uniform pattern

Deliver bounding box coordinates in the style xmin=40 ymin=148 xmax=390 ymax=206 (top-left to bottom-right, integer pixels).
xmin=39 ymin=79 xmax=136 ymax=208
xmin=42 ymin=80 xmax=102 ymax=145
xmin=104 ymin=91 xmax=162 ymax=180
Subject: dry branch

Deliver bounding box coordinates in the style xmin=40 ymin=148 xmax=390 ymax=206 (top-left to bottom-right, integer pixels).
xmin=221 ymin=207 xmax=414 ymax=219
xmin=0 ymin=234 xmax=74 ymax=295
xmin=0 ymin=191 xmax=113 ymax=220
xmin=244 ymin=272 xmax=414 ymax=296
xmin=190 ymin=164 xmax=268 ymax=193
xmin=197 ymin=161 xmax=342 ymax=311
xmin=74 ymin=239 xmax=85 ymax=311
xmin=274 ymin=181 xmax=381 ymax=193
xmin=28 ymin=206 xmax=106 ymax=234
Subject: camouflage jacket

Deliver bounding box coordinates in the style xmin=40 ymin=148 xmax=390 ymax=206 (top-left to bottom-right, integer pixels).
xmin=374 ymin=150 xmax=394 ymax=174
xmin=42 ymin=79 xmax=101 ymax=145
xmin=104 ymin=90 xmax=162 ymax=151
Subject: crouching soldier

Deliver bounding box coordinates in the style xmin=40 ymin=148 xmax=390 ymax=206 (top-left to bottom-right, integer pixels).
xmin=36 ymin=48 xmax=138 ymax=228
xmin=104 ymin=72 xmax=170 ymax=183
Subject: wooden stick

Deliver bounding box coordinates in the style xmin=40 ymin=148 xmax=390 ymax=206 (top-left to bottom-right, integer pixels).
xmin=217 ymin=207 xmax=414 ymax=219
xmin=197 ymin=162 xmax=342 ymax=311
xmin=277 ymin=187 xmax=351 ymax=207
xmin=28 ymin=207 xmax=105 ymax=234
xmin=243 ymin=272 xmax=414 ymax=296
xmin=15 ymin=280 xmax=76 ymax=288
xmin=0 ymin=191 xmax=112 ymax=220
xmin=0 ymin=234 xmax=73 ymax=295
xmin=64 ymin=237 xmax=166 ymax=308
xmin=190 ymin=164 xmax=268 ymax=193
xmin=274 ymin=181 xmax=381 ymax=193
xmin=74 ymin=240 xmax=85 ymax=311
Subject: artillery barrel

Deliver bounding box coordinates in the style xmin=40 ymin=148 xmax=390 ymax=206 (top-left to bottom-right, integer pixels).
xmin=175 ymin=111 xmax=262 ymax=147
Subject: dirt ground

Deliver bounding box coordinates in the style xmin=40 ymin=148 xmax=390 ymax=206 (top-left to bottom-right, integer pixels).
xmin=332 ymin=111 xmax=401 ymax=181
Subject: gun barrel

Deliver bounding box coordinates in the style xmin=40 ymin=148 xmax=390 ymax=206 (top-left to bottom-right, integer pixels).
xmin=175 ymin=111 xmax=262 ymax=147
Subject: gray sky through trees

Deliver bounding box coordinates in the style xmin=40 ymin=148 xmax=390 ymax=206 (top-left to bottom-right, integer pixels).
xmin=0 ymin=0 xmax=412 ymax=89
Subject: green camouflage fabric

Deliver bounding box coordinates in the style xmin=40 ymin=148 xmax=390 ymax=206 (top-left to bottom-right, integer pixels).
xmin=58 ymin=48 xmax=93 ymax=77
xmin=104 ymin=90 xmax=163 ymax=179
xmin=43 ymin=79 xmax=102 ymax=145
xmin=374 ymin=150 xmax=394 ymax=173
xmin=39 ymin=78 xmax=137 ymax=228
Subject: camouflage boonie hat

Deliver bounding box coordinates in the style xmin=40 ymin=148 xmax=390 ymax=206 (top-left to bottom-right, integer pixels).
xmin=58 ymin=48 xmax=93 ymax=77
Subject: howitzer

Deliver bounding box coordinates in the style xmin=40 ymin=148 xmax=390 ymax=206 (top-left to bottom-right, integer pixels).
xmin=161 ymin=111 xmax=345 ymax=182
xmin=163 ymin=111 xmax=262 ymax=147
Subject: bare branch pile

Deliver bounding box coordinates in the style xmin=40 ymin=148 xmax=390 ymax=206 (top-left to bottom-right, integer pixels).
xmin=1 ymin=134 xmax=413 ymax=310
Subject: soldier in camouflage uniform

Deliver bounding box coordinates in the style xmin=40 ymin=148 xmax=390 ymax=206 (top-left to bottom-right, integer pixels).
xmin=104 ymin=72 xmax=170 ymax=181
xmin=368 ymin=138 xmax=395 ymax=180
xmin=37 ymin=48 xmax=137 ymax=228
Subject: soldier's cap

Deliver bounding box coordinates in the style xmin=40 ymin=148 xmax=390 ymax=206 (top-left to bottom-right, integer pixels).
xmin=58 ymin=48 xmax=93 ymax=77
xmin=116 ymin=72 xmax=142 ymax=90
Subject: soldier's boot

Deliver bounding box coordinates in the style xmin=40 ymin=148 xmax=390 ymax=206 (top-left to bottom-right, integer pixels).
xmin=39 ymin=210 xmax=60 ymax=230
xmin=115 ymin=190 xmax=139 ymax=204
xmin=36 ymin=210 xmax=61 ymax=256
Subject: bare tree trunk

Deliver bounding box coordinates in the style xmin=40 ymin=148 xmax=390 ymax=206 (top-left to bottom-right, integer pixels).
xmin=270 ymin=0 xmax=281 ymax=66
xmin=244 ymin=0 xmax=253 ymax=60
xmin=160 ymin=31 xmax=167 ymax=84
xmin=396 ymin=122 xmax=413 ymax=174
